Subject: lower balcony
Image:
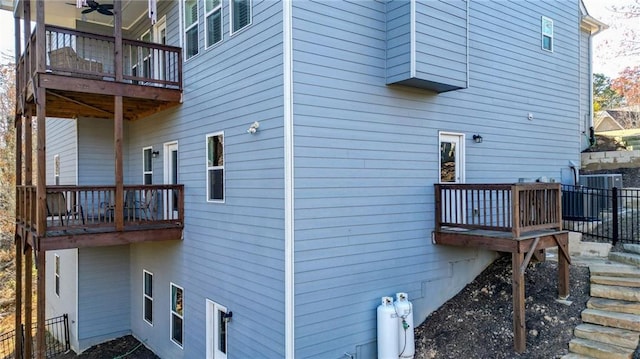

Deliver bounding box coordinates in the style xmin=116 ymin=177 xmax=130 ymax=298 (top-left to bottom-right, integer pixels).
xmin=16 ymin=184 xmax=184 ymax=251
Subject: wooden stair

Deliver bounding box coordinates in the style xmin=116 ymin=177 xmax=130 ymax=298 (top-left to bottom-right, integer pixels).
xmin=562 ymin=244 xmax=640 ymax=359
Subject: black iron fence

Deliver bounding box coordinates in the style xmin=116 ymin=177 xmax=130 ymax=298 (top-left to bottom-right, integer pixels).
xmin=562 ymin=185 xmax=640 ymax=245
xmin=0 ymin=314 xmax=70 ymax=359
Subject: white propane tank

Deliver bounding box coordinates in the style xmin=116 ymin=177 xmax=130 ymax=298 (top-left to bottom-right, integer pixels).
xmin=377 ymin=296 xmax=399 ymax=359
xmin=395 ymin=292 xmax=415 ymax=359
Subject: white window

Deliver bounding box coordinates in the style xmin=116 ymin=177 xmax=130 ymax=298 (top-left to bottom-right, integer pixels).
xmin=54 ymin=154 xmax=60 ymax=185
xmin=143 ymin=270 xmax=153 ymax=325
xmin=54 ymin=254 xmax=60 ymax=297
xmin=206 ymin=132 xmax=224 ymax=202
xmin=143 ymin=147 xmax=153 ymax=185
xmin=230 ymin=0 xmax=251 ymax=35
xmin=183 ymin=0 xmax=199 ymax=59
xmin=171 ymin=283 xmax=184 ymax=347
xmin=206 ymin=299 xmax=228 ymax=359
xmin=541 ymin=16 xmax=553 ymax=52
xmin=206 ymin=0 xmax=223 ymax=47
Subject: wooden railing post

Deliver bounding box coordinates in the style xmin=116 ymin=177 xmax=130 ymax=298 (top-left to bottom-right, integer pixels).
xmin=512 ymin=185 xmax=521 ymax=238
xmin=434 ymin=184 xmax=442 ymax=232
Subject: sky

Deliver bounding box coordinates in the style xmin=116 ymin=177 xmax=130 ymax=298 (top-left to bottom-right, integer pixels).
xmin=0 ymin=2 xmax=637 ymax=76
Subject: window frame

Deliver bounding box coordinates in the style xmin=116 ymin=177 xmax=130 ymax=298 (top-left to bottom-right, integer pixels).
xmin=206 ymin=132 xmax=225 ymax=203
xmin=143 ymin=270 xmax=153 ymax=326
xmin=54 ymin=154 xmax=60 ymax=185
xmin=541 ymin=16 xmax=553 ymax=52
xmin=143 ymin=146 xmax=153 ymax=185
xmin=229 ymin=0 xmax=252 ymax=36
xmin=206 ymin=299 xmax=228 ymax=359
xmin=54 ymin=254 xmax=60 ymax=297
xmin=205 ymin=0 xmax=223 ymax=48
xmin=183 ymin=0 xmax=200 ymax=60
xmin=170 ymin=283 xmax=184 ymax=348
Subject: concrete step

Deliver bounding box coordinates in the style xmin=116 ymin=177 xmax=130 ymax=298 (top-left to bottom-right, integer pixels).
xmin=582 ymin=308 xmax=640 ymax=331
xmin=574 ymin=323 xmax=640 ymax=349
xmin=591 ymin=275 xmax=640 ymax=287
xmin=610 ymin=252 xmax=640 ymax=267
xmin=589 ymin=263 xmax=640 ymax=278
xmin=623 ymin=243 xmax=640 ymax=255
xmin=568 ymin=337 xmax=634 ymax=359
xmin=561 ymin=353 xmax=598 ymax=359
xmin=588 ymin=297 xmax=640 ymax=315
xmin=591 ymin=284 xmax=640 ymax=302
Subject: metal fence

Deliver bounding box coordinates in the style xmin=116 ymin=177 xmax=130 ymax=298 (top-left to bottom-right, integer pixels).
xmin=0 ymin=314 xmax=70 ymax=359
xmin=562 ymin=185 xmax=640 ymax=245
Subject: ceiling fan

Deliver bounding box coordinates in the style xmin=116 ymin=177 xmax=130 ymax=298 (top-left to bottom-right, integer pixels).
xmin=67 ymin=1 xmax=114 ymax=16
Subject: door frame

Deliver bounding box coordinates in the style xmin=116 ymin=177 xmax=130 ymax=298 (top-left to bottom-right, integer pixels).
xmin=164 ymin=141 xmax=178 ymax=219
xmin=438 ymin=132 xmax=466 ymax=184
xmin=153 ymin=16 xmax=167 ymax=81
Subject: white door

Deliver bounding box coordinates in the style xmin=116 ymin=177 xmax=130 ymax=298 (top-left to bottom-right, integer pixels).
xmin=153 ymin=17 xmax=167 ymax=82
xmin=164 ymin=142 xmax=178 ymax=219
xmin=439 ymin=133 xmax=466 ymax=224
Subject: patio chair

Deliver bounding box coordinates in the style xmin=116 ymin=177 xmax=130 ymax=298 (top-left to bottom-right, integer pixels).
xmin=46 ymin=192 xmax=85 ymax=226
xmin=124 ymin=189 xmax=157 ymax=221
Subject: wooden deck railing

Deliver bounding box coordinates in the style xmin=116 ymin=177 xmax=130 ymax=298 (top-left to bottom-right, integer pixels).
xmin=18 ymin=24 xmax=182 ymax=90
xmin=16 ymin=185 xmax=184 ymax=236
xmin=435 ymin=183 xmax=562 ymax=238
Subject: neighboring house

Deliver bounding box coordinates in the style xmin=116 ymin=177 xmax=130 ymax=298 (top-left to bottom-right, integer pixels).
xmin=8 ymin=0 xmax=604 ymax=358
xmin=594 ymin=109 xmax=640 ymax=149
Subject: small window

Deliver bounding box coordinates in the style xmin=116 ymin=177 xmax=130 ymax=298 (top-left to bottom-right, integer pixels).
xmin=541 ymin=16 xmax=553 ymax=52
xmin=54 ymin=154 xmax=60 ymax=185
xmin=54 ymin=254 xmax=60 ymax=297
xmin=171 ymin=283 xmax=184 ymax=347
xmin=143 ymin=147 xmax=153 ymax=185
xmin=184 ymin=0 xmax=199 ymax=59
xmin=143 ymin=270 xmax=153 ymax=325
xmin=230 ymin=0 xmax=251 ymax=34
xmin=206 ymin=0 xmax=223 ymax=47
xmin=206 ymin=299 xmax=228 ymax=359
xmin=206 ymin=133 xmax=224 ymax=202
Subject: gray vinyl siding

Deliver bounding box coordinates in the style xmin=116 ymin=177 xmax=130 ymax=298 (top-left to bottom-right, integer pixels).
xmin=77 ymin=117 xmax=132 ymax=185
xmin=579 ymin=28 xmax=590 ymax=150
xmin=124 ymin=1 xmax=286 ymax=357
xmin=46 ymin=118 xmax=77 ymax=185
xmin=292 ymin=1 xmax=580 ymax=357
xmin=386 ymin=0 xmax=468 ymax=92
xmin=45 ymin=249 xmax=79 ymax=352
xmin=77 ymin=246 xmax=130 ymax=351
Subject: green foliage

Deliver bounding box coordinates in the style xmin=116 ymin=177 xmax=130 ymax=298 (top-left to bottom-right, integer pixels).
xmin=593 ymin=73 xmax=624 ymax=111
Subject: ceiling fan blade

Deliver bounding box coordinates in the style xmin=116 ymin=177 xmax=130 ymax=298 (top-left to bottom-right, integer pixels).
xmin=97 ymin=7 xmax=114 ymax=16
xmin=102 ymin=4 xmax=114 ymax=9
xmin=81 ymin=8 xmax=96 ymax=14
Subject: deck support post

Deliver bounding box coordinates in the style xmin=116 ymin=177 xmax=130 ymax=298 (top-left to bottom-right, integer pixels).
xmin=14 ymin=234 xmax=23 ymax=359
xmin=113 ymin=0 xmax=124 ymax=231
xmin=512 ymin=251 xmax=526 ymax=353
xmin=36 ymin=249 xmax=46 ymax=359
xmin=24 ymin=246 xmax=33 ymax=359
xmin=557 ymin=234 xmax=570 ymax=299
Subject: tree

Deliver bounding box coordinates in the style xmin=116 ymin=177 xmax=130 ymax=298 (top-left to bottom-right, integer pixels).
xmin=593 ymin=73 xmax=624 ymax=111
xmin=611 ymin=66 xmax=640 ymax=106
xmin=610 ymin=1 xmax=640 ymax=57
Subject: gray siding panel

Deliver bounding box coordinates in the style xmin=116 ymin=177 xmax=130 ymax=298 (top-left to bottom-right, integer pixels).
xmin=293 ymin=0 xmax=580 ymax=357
xmin=77 ymin=246 xmax=130 ymax=351
xmin=46 ymin=118 xmax=77 ymax=185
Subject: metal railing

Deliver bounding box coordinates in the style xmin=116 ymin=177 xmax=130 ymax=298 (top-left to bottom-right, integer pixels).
xmin=0 ymin=314 xmax=69 ymax=359
xmin=435 ymin=183 xmax=562 ymax=237
xmin=562 ymin=185 xmax=640 ymax=245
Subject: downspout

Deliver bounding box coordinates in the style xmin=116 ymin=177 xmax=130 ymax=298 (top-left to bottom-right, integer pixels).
xmin=283 ymin=0 xmax=295 ymax=358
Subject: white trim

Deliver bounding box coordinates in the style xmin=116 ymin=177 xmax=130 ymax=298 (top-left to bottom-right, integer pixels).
xmin=54 ymin=254 xmax=60 ymax=297
xmin=438 ymin=131 xmax=466 ymax=184
xmin=170 ymin=282 xmax=184 ymax=348
xmin=409 ymin=0 xmax=416 ymax=77
xmin=164 ymin=141 xmax=179 ymax=218
xmin=143 ymin=146 xmax=153 ymax=185
xmin=465 ymin=0 xmax=469 ymax=88
xmin=53 ymin=154 xmax=60 ymax=185
xmin=143 ymin=270 xmax=153 ymax=326
xmin=205 ymin=132 xmax=226 ymax=203
xmin=283 ymin=1 xmax=294 ymax=358
xmin=205 ymin=0 xmax=223 ymax=49
xmin=183 ymin=0 xmax=200 ymax=60
xmin=206 ymin=299 xmax=228 ymax=359
xmin=230 ymin=0 xmax=253 ymax=36
xmin=541 ymin=16 xmax=553 ymax=52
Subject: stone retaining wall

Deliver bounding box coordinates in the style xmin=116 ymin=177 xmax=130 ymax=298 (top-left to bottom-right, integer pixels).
xmin=582 ymin=150 xmax=640 ymax=171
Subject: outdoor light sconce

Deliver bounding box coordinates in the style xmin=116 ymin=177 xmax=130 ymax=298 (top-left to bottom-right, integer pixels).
xmin=152 ymin=150 xmax=160 ymax=158
xmin=247 ymin=121 xmax=260 ymax=134
xmin=473 ymin=134 xmax=483 ymax=143
xmin=223 ymin=311 xmax=233 ymax=323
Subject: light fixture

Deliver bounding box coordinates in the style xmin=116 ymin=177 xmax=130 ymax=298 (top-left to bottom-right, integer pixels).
xmin=247 ymin=121 xmax=260 ymax=134
xmin=152 ymin=150 xmax=160 ymax=158
xmin=473 ymin=134 xmax=483 ymax=143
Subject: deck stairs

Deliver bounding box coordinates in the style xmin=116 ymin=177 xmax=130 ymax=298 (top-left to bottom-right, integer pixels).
xmin=562 ymin=243 xmax=640 ymax=359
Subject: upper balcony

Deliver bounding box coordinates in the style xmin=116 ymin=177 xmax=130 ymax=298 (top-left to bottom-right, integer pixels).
xmin=17 ymin=23 xmax=182 ymax=121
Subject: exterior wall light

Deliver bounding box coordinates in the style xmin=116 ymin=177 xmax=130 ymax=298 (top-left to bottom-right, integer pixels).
xmin=152 ymin=150 xmax=160 ymax=158
xmin=473 ymin=134 xmax=483 ymax=143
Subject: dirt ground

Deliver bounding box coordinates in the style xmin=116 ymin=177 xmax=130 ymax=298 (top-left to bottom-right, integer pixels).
xmin=58 ymin=256 xmax=594 ymax=359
